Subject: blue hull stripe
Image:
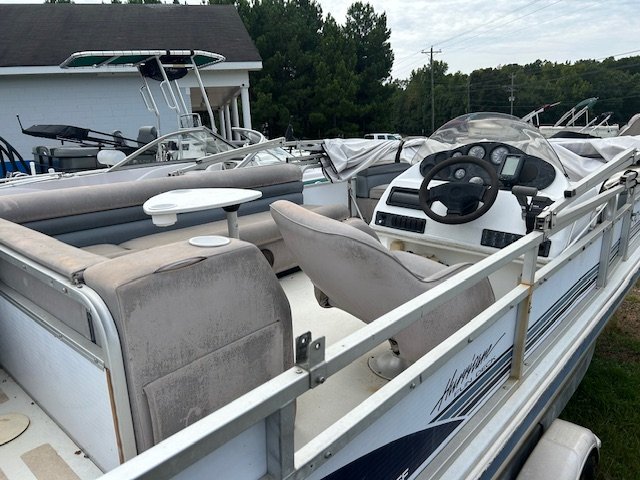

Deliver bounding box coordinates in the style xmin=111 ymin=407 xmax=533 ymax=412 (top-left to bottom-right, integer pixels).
xmin=525 ymin=266 xmax=598 ymax=351
xmin=321 ymin=420 xmax=463 ymax=480
xmin=435 ymin=263 xmax=598 ymax=422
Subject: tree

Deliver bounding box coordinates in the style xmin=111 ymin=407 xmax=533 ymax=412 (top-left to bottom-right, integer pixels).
xmin=231 ymin=0 xmax=326 ymax=137
xmin=344 ymin=2 xmax=394 ymax=134
xmin=208 ymin=1 xmax=640 ymax=136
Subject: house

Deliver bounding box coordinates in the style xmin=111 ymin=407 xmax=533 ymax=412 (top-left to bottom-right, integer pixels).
xmin=0 ymin=3 xmax=262 ymax=159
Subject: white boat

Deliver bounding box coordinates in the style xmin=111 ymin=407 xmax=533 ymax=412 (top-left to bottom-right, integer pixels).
xmin=1 ymin=112 xmax=638 ymax=479
xmin=522 ymin=98 xmax=620 ymax=138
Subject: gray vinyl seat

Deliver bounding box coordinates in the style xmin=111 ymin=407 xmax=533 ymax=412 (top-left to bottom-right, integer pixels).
xmin=270 ymin=200 xmax=495 ymax=370
xmin=137 ymin=125 xmax=158 ymax=146
xmin=83 ymin=239 xmax=293 ymax=452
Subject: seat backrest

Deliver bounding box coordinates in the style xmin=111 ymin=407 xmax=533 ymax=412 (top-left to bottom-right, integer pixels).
xmin=0 ymin=164 xmax=304 ymax=247
xmin=137 ymin=126 xmax=158 ymax=145
xmin=271 ymin=200 xmax=428 ymax=323
xmin=83 ymin=239 xmax=293 ymax=451
xmin=270 ymin=200 xmax=494 ymax=363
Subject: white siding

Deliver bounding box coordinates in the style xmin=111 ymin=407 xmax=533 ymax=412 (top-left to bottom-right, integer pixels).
xmin=0 ymin=72 xmax=184 ymax=160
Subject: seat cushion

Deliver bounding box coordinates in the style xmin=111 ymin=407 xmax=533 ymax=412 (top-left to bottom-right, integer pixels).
xmin=119 ymin=204 xmax=349 ymax=252
xmin=391 ymin=251 xmax=445 ymax=278
xmin=369 ymin=184 xmax=388 ymax=200
xmin=81 ymin=243 xmax=132 ymax=258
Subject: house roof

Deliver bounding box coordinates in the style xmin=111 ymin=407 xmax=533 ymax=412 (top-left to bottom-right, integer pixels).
xmin=0 ymin=4 xmax=261 ymax=68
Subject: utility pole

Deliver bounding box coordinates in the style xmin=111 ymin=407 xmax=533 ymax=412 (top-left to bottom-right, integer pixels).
xmin=505 ymin=73 xmax=516 ymax=116
xmin=467 ymin=76 xmax=471 ymax=113
xmin=422 ymin=46 xmax=442 ymax=133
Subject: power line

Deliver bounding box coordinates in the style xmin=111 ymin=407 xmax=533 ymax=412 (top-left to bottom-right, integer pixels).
xmin=393 ymin=1 xmax=561 ymax=77
xmin=432 ymin=0 xmax=544 ymax=48
xmin=444 ymin=0 xmax=604 ymax=54
xmin=438 ymin=0 xmax=565 ymax=51
xmin=422 ymin=54 xmax=640 ymax=94
xmin=595 ymin=49 xmax=640 ymax=61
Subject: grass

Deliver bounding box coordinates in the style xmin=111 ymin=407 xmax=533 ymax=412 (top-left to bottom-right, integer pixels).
xmin=560 ymin=286 xmax=640 ymax=480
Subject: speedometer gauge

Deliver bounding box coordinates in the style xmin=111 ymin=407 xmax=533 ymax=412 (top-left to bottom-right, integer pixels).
xmin=468 ymin=145 xmax=485 ymax=158
xmin=490 ymin=146 xmax=509 ymax=165
xmin=454 ymin=168 xmax=466 ymax=179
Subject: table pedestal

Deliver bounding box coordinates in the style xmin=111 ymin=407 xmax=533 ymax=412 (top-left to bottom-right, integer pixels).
xmin=223 ymin=205 xmax=241 ymax=239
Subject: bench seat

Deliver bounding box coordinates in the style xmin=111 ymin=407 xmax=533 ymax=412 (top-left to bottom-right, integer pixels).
xmin=82 ymin=204 xmax=349 ymax=273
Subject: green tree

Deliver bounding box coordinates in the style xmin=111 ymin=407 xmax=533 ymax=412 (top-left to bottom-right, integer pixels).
xmin=232 ymin=0 xmax=325 ymax=137
xmin=207 ymin=1 xmax=640 ymax=136
xmin=344 ymin=2 xmax=394 ymax=134
xmin=308 ymin=14 xmax=359 ymax=137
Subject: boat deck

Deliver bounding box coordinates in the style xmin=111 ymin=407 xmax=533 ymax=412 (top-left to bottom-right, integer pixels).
xmin=280 ymin=270 xmax=389 ymax=448
xmin=0 ymin=368 xmax=102 ymax=480
xmin=0 ymin=269 xmax=388 ymax=478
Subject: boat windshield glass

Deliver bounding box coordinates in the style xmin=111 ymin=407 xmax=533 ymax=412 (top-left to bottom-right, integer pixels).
xmin=116 ymin=128 xmax=236 ymax=169
xmin=116 ymin=126 xmax=293 ymax=171
xmin=430 ymin=112 xmax=562 ymax=168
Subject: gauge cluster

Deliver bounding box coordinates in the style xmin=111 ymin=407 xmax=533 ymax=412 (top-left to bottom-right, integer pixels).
xmin=419 ymin=141 xmax=556 ymax=191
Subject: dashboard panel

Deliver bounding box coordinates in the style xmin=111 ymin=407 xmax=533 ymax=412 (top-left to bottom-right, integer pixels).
xmin=419 ymin=142 xmax=556 ymax=191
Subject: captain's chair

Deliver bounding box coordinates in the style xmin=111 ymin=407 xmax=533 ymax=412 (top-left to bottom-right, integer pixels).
xmin=270 ymin=200 xmax=494 ymax=377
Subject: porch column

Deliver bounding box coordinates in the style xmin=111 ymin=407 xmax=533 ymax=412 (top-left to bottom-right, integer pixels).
xmin=218 ymin=109 xmax=227 ymax=140
xmin=224 ymin=104 xmax=233 ymax=140
xmin=240 ymin=85 xmax=252 ymax=129
xmin=231 ymin=96 xmax=241 ymax=141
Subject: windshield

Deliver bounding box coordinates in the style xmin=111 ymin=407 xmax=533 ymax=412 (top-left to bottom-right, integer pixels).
xmin=429 ymin=113 xmax=562 ymax=167
xmin=114 ymin=127 xmax=237 ymax=170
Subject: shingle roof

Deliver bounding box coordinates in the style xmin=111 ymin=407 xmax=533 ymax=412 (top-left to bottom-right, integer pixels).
xmin=0 ymin=4 xmax=261 ymax=68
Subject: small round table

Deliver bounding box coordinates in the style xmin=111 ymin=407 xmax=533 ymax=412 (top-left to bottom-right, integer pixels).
xmin=143 ymin=188 xmax=263 ymax=242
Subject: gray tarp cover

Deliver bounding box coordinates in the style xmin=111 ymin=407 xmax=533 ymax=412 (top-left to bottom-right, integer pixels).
xmin=549 ymin=135 xmax=640 ymax=181
xmin=320 ymin=138 xmax=432 ymax=182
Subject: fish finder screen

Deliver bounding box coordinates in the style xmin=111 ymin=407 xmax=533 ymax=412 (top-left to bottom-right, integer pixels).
xmin=501 ymin=155 xmax=521 ymax=177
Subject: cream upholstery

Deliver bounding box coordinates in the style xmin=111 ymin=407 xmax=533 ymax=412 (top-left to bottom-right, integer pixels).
xmin=83 ymin=239 xmax=293 ymax=451
xmin=270 ymin=200 xmax=494 ymax=365
xmin=0 ymin=218 xmax=105 ymax=282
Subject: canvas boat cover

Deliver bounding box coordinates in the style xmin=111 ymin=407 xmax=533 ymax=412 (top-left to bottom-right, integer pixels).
xmin=320 ymin=132 xmax=640 ymax=186
xmin=320 ymin=138 xmax=431 ymax=182
xmin=549 ymin=135 xmax=640 ymax=181
xmin=22 ymin=124 xmax=91 ymax=142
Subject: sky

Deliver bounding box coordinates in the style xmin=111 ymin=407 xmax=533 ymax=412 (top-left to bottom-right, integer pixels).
xmin=5 ymin=0 xmax=640 ymax=80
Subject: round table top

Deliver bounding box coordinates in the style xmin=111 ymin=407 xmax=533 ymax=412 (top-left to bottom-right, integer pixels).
xmin=143 ymin=188 xmax=263 ymax=216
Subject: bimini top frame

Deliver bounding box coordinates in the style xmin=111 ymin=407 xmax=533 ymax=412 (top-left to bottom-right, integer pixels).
xmin=59 ymin=50 xmax=226 ymax=134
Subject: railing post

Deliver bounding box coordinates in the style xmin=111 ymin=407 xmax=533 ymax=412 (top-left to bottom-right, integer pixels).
xmin=266 ymin=402 xmax=296 ymax=479
xmin=620 ymin=177 xmax=637 ymax=261
xmin=510 ymin=247 xmax=537 ymax=380
xmin=597 ymin=197 xmax=618 ymax=288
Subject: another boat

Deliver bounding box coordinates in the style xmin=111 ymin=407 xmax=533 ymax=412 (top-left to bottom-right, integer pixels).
xmin=522 ymin=97 xmax=620 ymax=138
xmin=1 ymin=50 xmax=419 ymax=212
xmin=1 ymin=113 xmax=639 ymax=479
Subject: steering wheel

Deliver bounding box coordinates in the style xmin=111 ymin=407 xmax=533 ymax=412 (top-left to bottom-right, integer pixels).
xmin=418 ymin=155 xmax=499 ymax=225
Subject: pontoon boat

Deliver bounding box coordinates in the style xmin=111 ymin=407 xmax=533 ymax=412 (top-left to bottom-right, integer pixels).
xmin=1 ymin=113 xmax=639 ymax=479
